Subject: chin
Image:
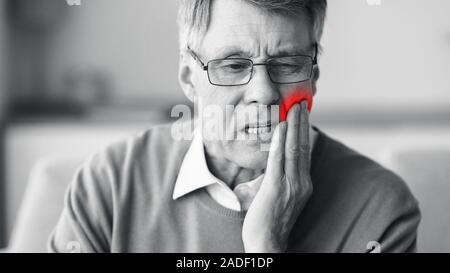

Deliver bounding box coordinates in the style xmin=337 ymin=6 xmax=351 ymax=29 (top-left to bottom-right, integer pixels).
xmin=228 ymin=142 xmax=269 ymax=170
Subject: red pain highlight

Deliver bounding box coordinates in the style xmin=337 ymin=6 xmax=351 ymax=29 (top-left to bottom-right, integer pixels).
xmin=279 ymin=89 xmax=313 ymax=121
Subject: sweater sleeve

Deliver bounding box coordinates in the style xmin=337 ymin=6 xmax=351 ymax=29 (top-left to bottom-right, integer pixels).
xmin=335 ymin=167 xmax=421 ymax=253
xmin=47 ymin=150 xmax=116 ymax=253
xmin=359 ymin=170 xmax=421 ymax=253
xmin=375 ymin=184 xmax=421 ymax=253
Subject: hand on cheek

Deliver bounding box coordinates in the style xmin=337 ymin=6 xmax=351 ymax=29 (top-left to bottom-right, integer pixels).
xmin=242 ymin=101 xmax=313 ymax=253
xmin=280 ymin=87 xmax=313 ymax=122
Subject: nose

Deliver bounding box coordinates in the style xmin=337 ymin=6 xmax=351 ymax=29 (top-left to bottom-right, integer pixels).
xmin=243 ymin=65 xmax=280 ymax=105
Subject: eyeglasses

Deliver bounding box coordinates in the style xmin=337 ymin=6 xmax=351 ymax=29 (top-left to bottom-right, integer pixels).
xmin=187 ymin=44 xmax=317 ymax=86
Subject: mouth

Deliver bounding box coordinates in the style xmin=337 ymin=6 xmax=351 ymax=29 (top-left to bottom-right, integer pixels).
xmin=244 ymin=122 xmax=273 ymax=135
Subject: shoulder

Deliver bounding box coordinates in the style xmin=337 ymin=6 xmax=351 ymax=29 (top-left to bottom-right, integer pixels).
xmin=313 ymin=128 xmax=420 ymax=226
xmin=72 ymin=122 xmax=193 ymax=198
xmin=315 ymin=128 xmax=418 ymax=207
xmin=309 ymin=129 xmax=421 ymax=252
xmin=86 ymin=122 xmax=192 ymax=170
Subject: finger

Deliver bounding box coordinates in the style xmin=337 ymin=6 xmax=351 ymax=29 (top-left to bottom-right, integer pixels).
xmin=265 ymin=122 xmax=287 ymax=184
xmin=299 ymin=100 xmax=311 ymax=174
xmin=285 ymin=103 xmax=301 ymax=179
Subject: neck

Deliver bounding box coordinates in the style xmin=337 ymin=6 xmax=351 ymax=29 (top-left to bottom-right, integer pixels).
xmin=204 ymin=144 xmax=264 ymax=188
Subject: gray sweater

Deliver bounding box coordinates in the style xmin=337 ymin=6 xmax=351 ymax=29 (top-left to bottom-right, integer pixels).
xmin=48 ymin=123 xmax=420 ymax=253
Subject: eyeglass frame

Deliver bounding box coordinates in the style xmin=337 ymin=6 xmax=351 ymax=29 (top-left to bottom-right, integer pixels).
xmin=186 ymin=44 xmax=318 ymax=86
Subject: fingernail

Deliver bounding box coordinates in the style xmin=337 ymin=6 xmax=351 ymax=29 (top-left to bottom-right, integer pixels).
xmin=297 ymin=103 xmax=303 ymax=119
xmin=301 ymin=100 xmax=308 ymax=110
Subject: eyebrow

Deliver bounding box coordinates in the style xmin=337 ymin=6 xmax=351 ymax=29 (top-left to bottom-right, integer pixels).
xmin=274 ymin=46 xmax=313 ymax=57
xmin=213 ymin=46 xmax=314 ymax=60
xmin=214 ymin=47 xmax=253 ymax=59
xmin=211 ymin=44 xmax=316 ymax=60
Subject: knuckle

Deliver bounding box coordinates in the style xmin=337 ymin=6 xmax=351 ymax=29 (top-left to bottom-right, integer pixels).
xmin=291 ymin=179 xmax=313 ymax=199
xmin=291 ymin=184 xmax=301 ymax=197
xmin=274 ymin=151 xmax=284 ymax=162
xmin=286 ymin=147 xmax=300 ymax=158
xmin=300 ymin=181 xmax=313 ymax=197
xmin=299 ymin=143 xmax=310 ymax=154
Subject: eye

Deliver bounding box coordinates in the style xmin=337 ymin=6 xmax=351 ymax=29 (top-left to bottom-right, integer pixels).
xmin=213 ymin=59 xmax=252 ymax=73
xmin=269 ymin=57 xmax=311 ymax=74
xmin=222 ymin=62 xmax=251 ymax=73
xmin=272 ymin=64 xmax=303 ymax=74
xmin=227 ymin=63 xmax=248 ymax=70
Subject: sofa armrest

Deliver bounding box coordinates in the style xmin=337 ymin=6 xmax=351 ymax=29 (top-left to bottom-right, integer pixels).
xmin=7 ymin=156 xmax=84 ymax=253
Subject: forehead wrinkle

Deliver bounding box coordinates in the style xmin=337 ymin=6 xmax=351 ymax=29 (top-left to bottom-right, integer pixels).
xmin=202 ymin=1 xmax=313 ymax=59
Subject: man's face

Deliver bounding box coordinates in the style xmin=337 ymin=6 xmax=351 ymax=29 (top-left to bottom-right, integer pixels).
xmin=188 ymin=0 xmax=316 ymax=170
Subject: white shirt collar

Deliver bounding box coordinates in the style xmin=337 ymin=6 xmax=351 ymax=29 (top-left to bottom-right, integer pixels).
xmin=172 ymin=128 xmax=264 ymax=211
xmin=172 ymin=129 xmax=223 ymax=200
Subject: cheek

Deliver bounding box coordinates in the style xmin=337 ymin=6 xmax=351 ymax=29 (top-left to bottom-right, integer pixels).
xmin=279 ymin=85 xmax=314 ymax=122
xmin=198 ymin=87 xmax=244 ymax=136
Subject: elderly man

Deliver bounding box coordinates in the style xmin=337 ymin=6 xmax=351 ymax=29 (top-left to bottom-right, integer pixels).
xmin=48 ymin=0 xmax=420 ymax=253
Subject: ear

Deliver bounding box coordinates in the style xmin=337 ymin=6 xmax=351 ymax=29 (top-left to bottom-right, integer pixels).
xmin=311 ymin=65 xmax=320 ymax=96
xmin=178 ymin=51 xmax=196 ymax=103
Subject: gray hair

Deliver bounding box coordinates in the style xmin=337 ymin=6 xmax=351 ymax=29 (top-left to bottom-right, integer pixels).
xmin=177 ymin=0 xmax=327 ymax=51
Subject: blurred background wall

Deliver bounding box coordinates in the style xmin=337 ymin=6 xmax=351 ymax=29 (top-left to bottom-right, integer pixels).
xmin=6 ymin=0 xmax=181 ymax=114
xmin=0 ymin=0 xmax=449 ymax=251
xmin=4 ymin=0 xmax=449 ymax=122
xmin=319 ymin=0 xmax=450 ymax=114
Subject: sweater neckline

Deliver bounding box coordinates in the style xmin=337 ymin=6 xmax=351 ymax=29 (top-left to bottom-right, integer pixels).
xmin=195 ymin=188 xmax=247 ymax=219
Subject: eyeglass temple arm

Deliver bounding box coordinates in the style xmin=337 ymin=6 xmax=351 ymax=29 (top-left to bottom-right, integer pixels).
xmin=187 ymin=46 xmax=208 ymax=70
xmin=313 ymin=43 xmax=318 ymax=65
